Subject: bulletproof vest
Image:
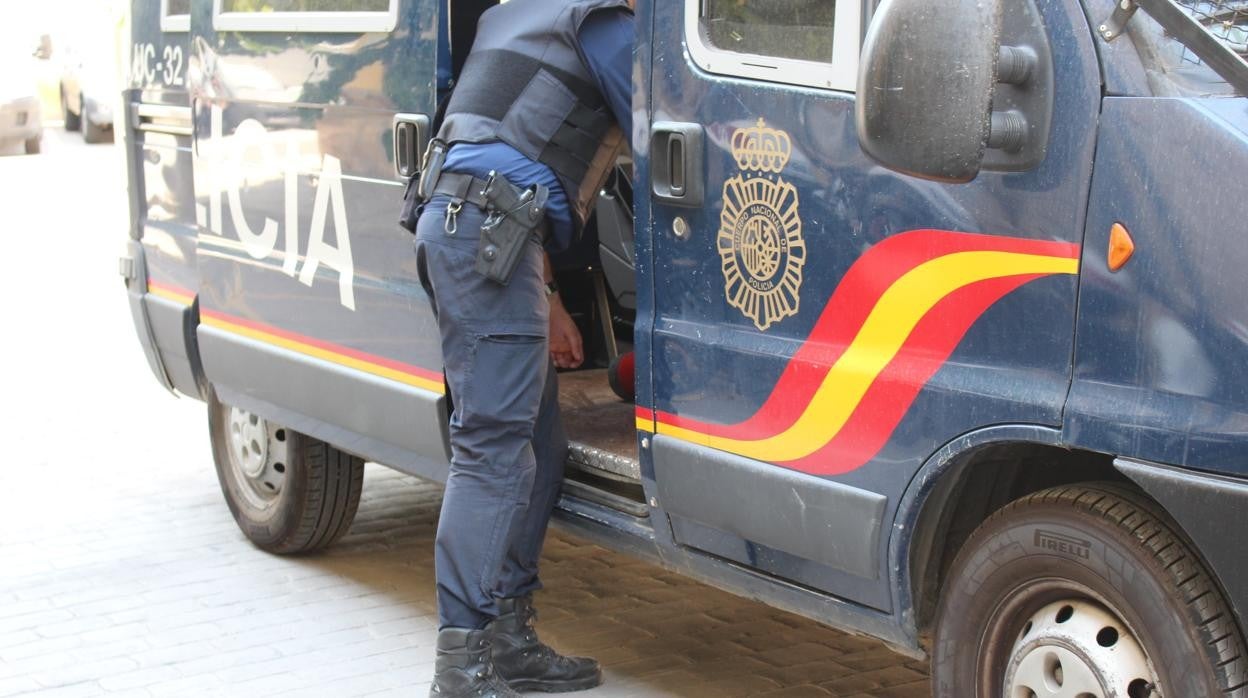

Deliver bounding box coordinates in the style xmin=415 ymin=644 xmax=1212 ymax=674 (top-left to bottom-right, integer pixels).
xmin=438 ymin=0 xmax=630 ymax=232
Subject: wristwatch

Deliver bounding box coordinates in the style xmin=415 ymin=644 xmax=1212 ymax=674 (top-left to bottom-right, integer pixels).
xmin=544 ymin=280 xmax=559 ymax=297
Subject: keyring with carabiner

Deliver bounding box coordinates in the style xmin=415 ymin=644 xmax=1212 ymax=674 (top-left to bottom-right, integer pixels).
xmin=444 ymin=200 xmax=463 ymax=236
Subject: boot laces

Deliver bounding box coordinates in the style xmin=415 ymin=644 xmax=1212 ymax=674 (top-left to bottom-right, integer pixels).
xmin=519 ymin=629 xmax=577 ymax=669
xmin=471 ymin=664 xmax=518 ymax=698
xmin=512 ymin=602 xmax=582 ymax=670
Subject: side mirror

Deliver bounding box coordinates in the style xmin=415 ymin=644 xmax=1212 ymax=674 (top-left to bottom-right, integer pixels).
xmin=33 ymin=34 xmax=53 ymax=60
xmin=856 ymin=0 xmax=1054 ymax=183
xmin=856 ymin=0 xmax=1003 ymax=183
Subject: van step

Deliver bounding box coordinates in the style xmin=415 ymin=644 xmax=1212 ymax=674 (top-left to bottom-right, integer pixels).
xmin=561 ymin=477 xmax=649 ymax=518
xmin=568 ymin=441 xmax=640 ymax=482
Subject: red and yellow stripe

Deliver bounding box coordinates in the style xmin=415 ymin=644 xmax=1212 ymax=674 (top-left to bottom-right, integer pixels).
xmin=636 ymin=406 xmax=656 ymax=433
xmin=147 ymin=280 xmax=195 ymax=306
xmin=201 ymin=310 xmax=446 ymax=395
xmin=145 ymin=278 xmax=444 ymax=395
xmin=650 ymin=230 xmax=1080 ymax=475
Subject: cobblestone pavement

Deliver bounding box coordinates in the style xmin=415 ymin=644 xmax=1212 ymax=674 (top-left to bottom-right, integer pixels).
xmin=0 ymin=131 xmax=932 ymax=697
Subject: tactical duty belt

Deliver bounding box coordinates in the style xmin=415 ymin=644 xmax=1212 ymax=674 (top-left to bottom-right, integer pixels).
xmin=403 ymin=170 xmax=549 ymax=288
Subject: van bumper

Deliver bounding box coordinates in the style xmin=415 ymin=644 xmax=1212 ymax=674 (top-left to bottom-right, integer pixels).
xmin=1115 ymin=457 xmax=1248 ymax=631
xmin=120 ymin=240 xmax=175 ymax=394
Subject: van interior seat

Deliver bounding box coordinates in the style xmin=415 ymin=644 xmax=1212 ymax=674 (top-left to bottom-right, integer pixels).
xmin=595 ymin=164 xmax=636 ymax=310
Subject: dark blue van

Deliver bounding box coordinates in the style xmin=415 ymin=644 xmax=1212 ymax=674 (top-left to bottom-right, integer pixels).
xmin=120 ymin=0 xmax=1248 ymax=693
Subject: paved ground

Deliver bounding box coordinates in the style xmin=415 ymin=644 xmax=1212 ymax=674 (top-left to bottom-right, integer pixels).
xmin=0 ymin=129 xmax=932 ymax=697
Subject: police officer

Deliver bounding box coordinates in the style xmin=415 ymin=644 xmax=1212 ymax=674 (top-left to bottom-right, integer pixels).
xmin=411 ymin=1 xmax=634 ymax=695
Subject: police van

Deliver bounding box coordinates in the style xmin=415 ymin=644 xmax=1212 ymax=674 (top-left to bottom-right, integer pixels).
xmin=120 ymin=0 xmax=1248 ymax=693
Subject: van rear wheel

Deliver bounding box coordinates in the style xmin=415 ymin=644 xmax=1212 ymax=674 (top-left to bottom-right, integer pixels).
xmin=933 ymin=484 xmax=1247 ymax=697
xmin=208 ymin=389 xmax=364 ymax=554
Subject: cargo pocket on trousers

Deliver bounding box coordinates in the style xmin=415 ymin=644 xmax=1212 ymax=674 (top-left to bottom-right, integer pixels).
xmin=461 ymin=333 xmax=548 ymax=430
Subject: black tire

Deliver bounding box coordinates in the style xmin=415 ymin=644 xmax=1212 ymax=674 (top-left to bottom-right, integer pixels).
xmin=82 ymin=110 xmax=111 ymax=144
xmin=208 ymin=389 xmax=364 ymax=554
xmin=933 ymin=483 xmax=1247 ymax=697
xmin=24 ymin=137 xmax=41 ymax=155
xmin=62 ymin=89 xmax=80 ymax=132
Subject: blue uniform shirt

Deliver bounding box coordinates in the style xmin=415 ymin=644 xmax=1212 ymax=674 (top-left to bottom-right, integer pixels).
xmin=436 ymin=2 xmax=453 ymax=102
xmin=438 ymin=8 xmax=634 ymax=251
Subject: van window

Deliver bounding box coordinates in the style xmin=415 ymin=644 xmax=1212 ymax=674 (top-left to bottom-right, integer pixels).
xmin=214 ymin=0 xmax=398 ymax=32
xmin=684 ymin=0 xmax=861 ymax=92
xmin=162 ymin=0 xmax=190 ymax=31
xmin=703 ymin=0 xmax=836 ymax=64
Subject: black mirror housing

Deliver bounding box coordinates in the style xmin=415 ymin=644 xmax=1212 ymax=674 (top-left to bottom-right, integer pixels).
xmin=856 ymin=0 xmax=1004 ymax=183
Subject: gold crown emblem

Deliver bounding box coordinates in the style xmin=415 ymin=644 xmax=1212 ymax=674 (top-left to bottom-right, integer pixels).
xmin=731 ymin=119 xmax=792 ymax=173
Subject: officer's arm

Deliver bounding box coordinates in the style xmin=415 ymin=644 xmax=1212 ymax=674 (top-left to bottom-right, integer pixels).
xmin=576 ymin=8 xmax=634 ymax=133
xmin=544 ymin=252 xmax=584 ymax=369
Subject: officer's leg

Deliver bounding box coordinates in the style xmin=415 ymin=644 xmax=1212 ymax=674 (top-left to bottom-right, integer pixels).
xmin=419 ymin=209 xmax=545 ymax=698
xmin=496 ymin=359 xmax=566 ymax=599
xmin=417 ymin=207 xmax=550 ymax=631
xmin=436 ymin=329 xmax=547 ymax=626
xmin=490 ymin=365 xmax=602 ymax=692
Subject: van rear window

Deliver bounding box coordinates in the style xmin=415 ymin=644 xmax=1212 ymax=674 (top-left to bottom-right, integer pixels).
xmin=221 ymin=0 xmax=388 ymax=11
xmin=702 ymin=0 xmax=836 ymax=64
xmin=163 ymin=0 xmax=190 ymax=31
xmin=215 ymin=0 xmax=398 ymax=32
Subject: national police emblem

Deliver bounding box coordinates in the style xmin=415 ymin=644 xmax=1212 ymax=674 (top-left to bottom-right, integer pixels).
xmin=718 ymin=119 xmax=806 ymax=331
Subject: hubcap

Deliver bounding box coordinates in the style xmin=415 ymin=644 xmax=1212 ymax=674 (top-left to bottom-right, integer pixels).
xmin=1004 ymin=600 xmax=1160 ymax=698
xmin=225 ymin=407 xmax=289 ymax=507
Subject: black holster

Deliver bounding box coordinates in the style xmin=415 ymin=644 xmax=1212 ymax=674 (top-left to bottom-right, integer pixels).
xmin=399 ymin=175 xmax=422 ymax=233
xmin=398 ymin=139 xmax=448 ymax=233
xmin=475 ymin=179 xmax=549 ymax=285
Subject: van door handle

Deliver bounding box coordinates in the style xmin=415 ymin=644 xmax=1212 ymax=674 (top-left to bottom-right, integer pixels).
xmin=650 ymin=122 xmax=704 ymax=207
xmin=393 ymin=113 xmax=430 ymax=179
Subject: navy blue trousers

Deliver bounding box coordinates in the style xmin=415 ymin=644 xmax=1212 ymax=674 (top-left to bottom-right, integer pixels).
xmin=414 ymin=200 xmax=568 ymax=630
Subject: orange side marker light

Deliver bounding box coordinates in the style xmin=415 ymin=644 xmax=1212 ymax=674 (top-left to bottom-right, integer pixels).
xmin=1107 ymin=222 xmax=1135 ymax=272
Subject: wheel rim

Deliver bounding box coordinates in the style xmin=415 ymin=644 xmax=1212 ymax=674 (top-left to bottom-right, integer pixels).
xmin=225 ymin=406 xmax=289 ymax=508
xmin=1004 ymin=599 xmax=1160 ymax=698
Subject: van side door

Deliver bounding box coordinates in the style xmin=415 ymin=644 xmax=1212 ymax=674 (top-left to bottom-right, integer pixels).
xmin=190 ymin=0 xmax=450 ymax=477
xmin=641 ymin=0 xmax=1100 ymax=612
xmin=124 ymin=0 xmax=200 ymax=397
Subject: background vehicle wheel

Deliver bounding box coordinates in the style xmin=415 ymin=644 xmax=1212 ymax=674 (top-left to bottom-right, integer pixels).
xmin=24 ymin=137 xmax=41 ymax=155
xmin=82 ymin=111 xmax=110 ymax=144
xmin=208 ymin=389 xmax=364 ymax=554
xmin=61 ymin=88 xmax=80 ymax=132
xmin=933 ymin=483 xmax=1247 ymax=698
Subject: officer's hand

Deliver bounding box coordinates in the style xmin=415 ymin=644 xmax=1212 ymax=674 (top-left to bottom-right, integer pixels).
xmin=549 ymin=298 xmax=584 ymax=369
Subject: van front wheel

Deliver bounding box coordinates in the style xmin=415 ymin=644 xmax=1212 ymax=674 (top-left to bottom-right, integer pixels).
xmin=208 ymin=390 xmax=364 ymax=554
xmin=933 ymin=484 xmax=1247 ymax=698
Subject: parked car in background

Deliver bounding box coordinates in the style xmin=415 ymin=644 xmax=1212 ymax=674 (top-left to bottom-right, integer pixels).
xmin=0 ymin=36 xmax=47 ymax=155
xmin=59 ymin=30 xmax=117 ymax=143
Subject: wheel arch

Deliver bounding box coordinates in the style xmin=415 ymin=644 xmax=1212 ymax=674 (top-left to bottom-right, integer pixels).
xmin=895 ymin=427 xmax=1248 ymax=650
xmin=892 ymin=426 xmax=1125 ymax=643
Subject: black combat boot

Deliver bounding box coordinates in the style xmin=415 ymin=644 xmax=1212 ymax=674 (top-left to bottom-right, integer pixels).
xmin=492 ymin=595 xmax=603 ymax=693
xmin=430 ymin=628 xmax=522 ymax=698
